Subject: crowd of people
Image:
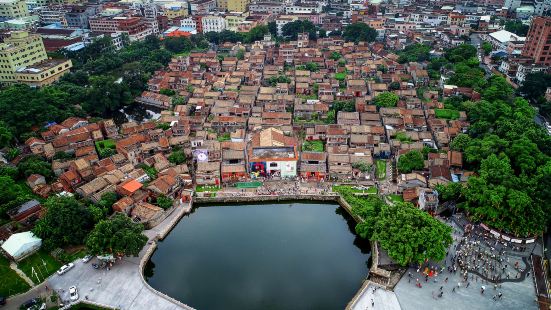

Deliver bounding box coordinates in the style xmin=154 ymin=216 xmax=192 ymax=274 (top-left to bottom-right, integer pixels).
xmin=405 ymin=219 xmax=533 ymax=304
xmin=214 ymin=180 xmax=333 ymax=197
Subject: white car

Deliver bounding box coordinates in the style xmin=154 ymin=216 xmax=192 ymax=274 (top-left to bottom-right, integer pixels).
xmin=82 ymin=255 xmax=93 ymax=263
xmin=69 ymin=286 xmax=79 ymax=301
xmin=56 ymin=263 xmax=74 ymax=275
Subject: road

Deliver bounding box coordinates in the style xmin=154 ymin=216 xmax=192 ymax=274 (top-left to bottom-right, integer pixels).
xmin=6 ymin=203 xmax=194 ymax=310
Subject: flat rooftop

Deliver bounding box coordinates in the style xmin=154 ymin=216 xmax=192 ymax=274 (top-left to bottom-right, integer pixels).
xmin=16 ymin=58 xmax=70 ymax=74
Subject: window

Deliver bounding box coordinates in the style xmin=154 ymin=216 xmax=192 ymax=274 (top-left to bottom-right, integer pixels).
xmin=269 ymin=162 xmax=278 ymax=168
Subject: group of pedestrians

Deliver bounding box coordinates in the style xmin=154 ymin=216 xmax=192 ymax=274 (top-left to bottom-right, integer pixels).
xmin=404 ymin=221 xmax=529 ymax=303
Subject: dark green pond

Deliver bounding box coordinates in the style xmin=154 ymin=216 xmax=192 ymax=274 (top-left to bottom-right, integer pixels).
xmin=145 ymin=202 xmax=371 ymax=310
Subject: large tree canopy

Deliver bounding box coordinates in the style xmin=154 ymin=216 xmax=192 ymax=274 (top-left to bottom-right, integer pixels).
xmin=282 ymin=20 xmax=317 ymax=40
xmin=334 ymin=186 xmax=452 ymax=266
xmin=398 ymin=150 xmax=425 ymax=173
xmin=342 ymin=23 xmax=377 ymax=43
xmin=86 ymin=214 xmax=148 ymax=257
xmin=373 ymin=92 xmax=399 ymax=107
xmin=371 ymin=203 xmax=453 ymax=266
xmin=33 ymin=196 xmax=94 ymax=250
xmin=397 ymin=44 xmax=431 ymax=63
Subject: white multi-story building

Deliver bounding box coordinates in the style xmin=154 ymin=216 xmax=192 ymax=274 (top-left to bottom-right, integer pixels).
xmin=284 ymin=3 xmax=322 ymax=14
xmin=201 ymin=15 xmax=225 ymax=33
xmin=180 ymin=16 xmax=197 ymax=31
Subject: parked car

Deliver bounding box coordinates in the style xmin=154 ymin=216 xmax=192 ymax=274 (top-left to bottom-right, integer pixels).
xmin=69 ymin=286 xmax=79 ymax=301
xmin=20 ymin=298 xmax=39 ymax=309
xmin=82 ymin=255 xmax=92 ymax=263
xmin=0 ymin=295 xmax=5 ymax=306
xmin=56 ymin=263 xmax=74 ymax=275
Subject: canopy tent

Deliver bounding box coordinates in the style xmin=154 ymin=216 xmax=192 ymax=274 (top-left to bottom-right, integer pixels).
xmin=1 ymin=231 xmax=42 ymax=261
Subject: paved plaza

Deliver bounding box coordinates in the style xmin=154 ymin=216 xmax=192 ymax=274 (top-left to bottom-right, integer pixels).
xmin=351 ymin=283 xmax=401 ymax=310
xmin=394 ymin=218 xmax=539 ymax=310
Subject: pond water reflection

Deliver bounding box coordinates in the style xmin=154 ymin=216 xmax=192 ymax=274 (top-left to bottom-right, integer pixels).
xmin=146 ymin=202 xmax=371 ymax=310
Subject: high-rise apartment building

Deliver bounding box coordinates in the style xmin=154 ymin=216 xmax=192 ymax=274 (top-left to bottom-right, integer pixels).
xmin=522 ymin=16 xmax=551 ymax=66
xmin=0 ymin=0 xmax=28 ymax=20
xmin=0 ymin=31 xmax=48 ymax=84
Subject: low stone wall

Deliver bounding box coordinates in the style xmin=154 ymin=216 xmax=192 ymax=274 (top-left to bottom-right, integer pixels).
xmin=157 ymin=201 xmax=193 ymax=240
xmin=345 ymin=279 xmax=378 ymax=310
xmin=136 ymin=200 xmax=195 ymax=310
xmin=194 ymin=194 xmax=339 ymax=204
xmin=139 ymin=241 xmax=195 ymax=310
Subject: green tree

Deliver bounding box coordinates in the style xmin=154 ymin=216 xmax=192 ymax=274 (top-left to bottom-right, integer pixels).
xmin=305 ymin=62 xmax=319 ymax=72
xmin=397 ymin=44 xmax=431 ymax=63
xmin=371 ymin=203 xmax=453 ymax=266
xmin=517 ymin=71 xmax=551 ymax=102
xmin=445 ymin=44 xmax=477 ymax=63
xmin=397 ymin=150 xmax=424 ymax=173
xmin=236 ymin=48 xmax=245 ymax=60
xmin=0 ymin=121 xmax=13 ymax=148
xmin=389 ymin=82 xmax=400 ymax=90
xmin=83 ymin=76 xmax=133 ymax=116
xmin=33 ymin=196 xmax=94 ymax=250
xmin=86 ymin=213 xmax=147 ymax=257
xmin=162 ymin=37 xmax=193 ymax=54
xmin=156 ymin=195 xmax=173 ymax=210
xmin=373 ymin=92 xmax=399 ymax=107
xmin=481 ymin=42 xmax=492 ymax=56
xmin=17 ymin=156 xmax=53 ymax=180
xmin=244 ymin=25 xmax=269 ymax=43
xmin=168 ymin=150 xmax=186 ymax=165
xmin=282 ymin=20 xmax=317 ymax=40
xmin=342 ymin=23 xmax=377 ymax=43
xmin=483 ymin=76 xmax=513 ymax=102
xmin=159 ymin=89 xmax=176 ymax=96
xmin=352 ymin=161 xmax=371 ymax=173
xmin=450 ymin=133 xmax=472 ymax=151
xmin=268 ymin=21 xmax=277 ymax=37
xmin=504 ymin=20 xmax=529 ymax=36
xmin=329 ymin=52 xmax=342 ymax=60
xmin=435 ymin=182 xmax=464 ymax=202
xmin=0 ymin=176 xmax=31 ymax=220
xmin=448 ymin=63 xmax=486 ymax=88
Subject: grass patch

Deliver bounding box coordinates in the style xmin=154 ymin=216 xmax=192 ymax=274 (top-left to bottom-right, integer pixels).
xmin=95 ymin=139 xmax=116 ymax=150
xmin=0 ymin=255 xmax=30 ymax=297
xmin=376 ymin=160 xmax=387 ymax=180
xmin=387 ymin=194 xmax=404 ymax=204
xmin=332 ymin=185 xmax=377 ymax=195
xmin=64 ymin=248 xmax=86 ymax=263
xmin=70 ymin=303 xmax=115 ymax=310
xmin=18 ymin=250 xmax=62 ymax=284
xmin=217 ymin=133 xmax=231 ymax=142
xmin=195 ymin=185 xmax=221 ymax=192
xmin=297 ymin=94 xmax=318 ymax=100
xmin=434 ymin=109 xmax=460 ymax=120
xmin=335 ymin=72 xmax=346 ymax=80
xmin=302 ymin=140 xmax=324 ymax=152
xmin=395 ymin=132 xmax=412 ymax=143
xmin=95 ymin=139 xmax=117 ymax=158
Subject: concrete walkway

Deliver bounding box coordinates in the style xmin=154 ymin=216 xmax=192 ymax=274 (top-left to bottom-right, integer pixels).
xmin=349 ymin=282 xmax=401 ymax=310
xmin=9 ymin=262 xmax=35 ymax=287
xmin=6 ymin=202 xmax=193 ymax=310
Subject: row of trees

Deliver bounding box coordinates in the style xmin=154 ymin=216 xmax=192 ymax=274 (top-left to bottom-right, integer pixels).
xmin=439 ymin=65 xmax=551 ymax=237
xmin=32 ymin=196 xmax=147 ymax=257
